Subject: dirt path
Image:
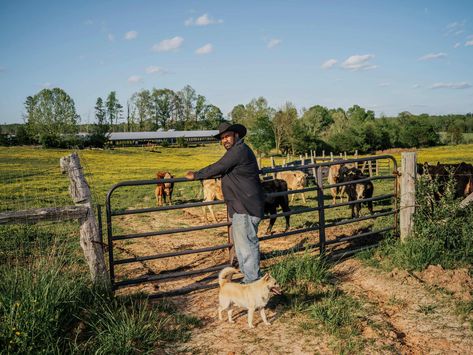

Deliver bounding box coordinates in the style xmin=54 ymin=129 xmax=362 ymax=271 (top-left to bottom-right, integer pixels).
xmin=334 ymin=259 xmax=473 ymax=354
xmin=165 ymin=259 xmax=473 ymax=354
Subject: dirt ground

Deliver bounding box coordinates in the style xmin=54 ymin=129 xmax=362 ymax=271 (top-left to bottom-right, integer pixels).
xmin=112 ymin=205 xmax=473 ymax=354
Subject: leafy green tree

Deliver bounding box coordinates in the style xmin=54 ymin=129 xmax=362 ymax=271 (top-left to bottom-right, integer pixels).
xmin=203 ymin=105 xmax=224 ymax=129
xmin=178 ymin=85 xmax=197 ymax=124
xmin=347 ymin=105 xmax=374 ymax=123
xmin=105 ymin=91 xmax=123 ymax=130
xmin=300 ymin=105 xmax=333 ymax=136
xmin=89 ymin=97 xmax=110 ymax=147
xmin=229 ymin=104 xmax=246 ymax=124
xmin=151 ymin=88 xmax=175 ymax=130
xmin=25 ymin=88 xmax=79 ymax=145
xmin=290 ymin=118 xmax=319 ymax=154
xmin=130 ymin=90 xmax=151 ymax=130
xmin=273 ymin=102 xmax=297 ymax=154
xmin=246 ymin=115 xmax=275 ymax=156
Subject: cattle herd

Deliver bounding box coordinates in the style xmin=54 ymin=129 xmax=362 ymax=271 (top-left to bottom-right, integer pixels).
xmin=154 ymin=160 xmax=473 ymax=233
xmin=417 ymin=162 xmax=473 ymax=199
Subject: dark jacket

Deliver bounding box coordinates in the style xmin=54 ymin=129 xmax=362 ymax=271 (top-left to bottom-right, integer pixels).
xmin=195 ymin=139 xmax=265 ymax=218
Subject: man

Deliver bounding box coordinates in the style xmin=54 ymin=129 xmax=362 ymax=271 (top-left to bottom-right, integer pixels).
xmin=186 ymin=122 xmax=265 ymax=284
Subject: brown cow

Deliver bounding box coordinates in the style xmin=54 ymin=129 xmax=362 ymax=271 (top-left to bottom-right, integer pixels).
xmin=339 ymin=166 xmax=374 ymax=218
xmin=202 ymin=178 xmax=224 ymax=223
xmin=417 ymin=162 xmax=473 ymax=199
xmin=327 ymin=163 xmax=347 ymax=204
xmin=275 ymin=170 xmax=307 ymax=203
xmin=155 ymin=171 xmax=174 ymax=206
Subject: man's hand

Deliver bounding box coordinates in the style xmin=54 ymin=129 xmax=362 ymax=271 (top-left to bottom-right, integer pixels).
xmin=185 ymin=171 xmax=195 ymax=180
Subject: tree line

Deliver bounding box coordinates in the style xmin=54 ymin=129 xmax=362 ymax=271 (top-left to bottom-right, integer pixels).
xmin=231 ymin=98 xmax=473 ymax=155
xmin=1 ymin=86 xmax=472 ymax=152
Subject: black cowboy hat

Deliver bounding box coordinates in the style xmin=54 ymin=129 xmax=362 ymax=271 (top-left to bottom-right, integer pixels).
xmin=213 ymin=122 xmax=247 ymax=139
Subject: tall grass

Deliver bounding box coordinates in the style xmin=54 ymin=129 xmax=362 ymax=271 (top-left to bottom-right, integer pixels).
xmin=362 ymin=174 xmax=473 ymax=271
xmin=270 ymin=252 xmax=331 ymax=293
xmin=0 ymin=224 xmax=200 ymax=354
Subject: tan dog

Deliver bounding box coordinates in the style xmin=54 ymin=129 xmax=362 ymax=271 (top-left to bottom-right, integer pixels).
xmin=217 ymin=267 xmax=281 ymax=328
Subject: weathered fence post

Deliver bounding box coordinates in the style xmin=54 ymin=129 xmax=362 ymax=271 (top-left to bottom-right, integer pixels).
xmin=400 ymin=152 xmax=417 ymax=242
xmin=271 ymin=156 xmax=276 ymax=178
xmin=354 ymin=150 xmax=358 ymax=169
xmin=60 ymin=153 xmax=110 ymax=288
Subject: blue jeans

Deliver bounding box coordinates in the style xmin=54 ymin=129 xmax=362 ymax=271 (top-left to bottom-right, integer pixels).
xmin=231 ymin=213 xmax=261 ymax=284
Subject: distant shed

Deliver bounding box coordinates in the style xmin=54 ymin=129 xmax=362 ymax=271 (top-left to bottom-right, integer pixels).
xmin=108 ymin=130 xmax=219 ymax=146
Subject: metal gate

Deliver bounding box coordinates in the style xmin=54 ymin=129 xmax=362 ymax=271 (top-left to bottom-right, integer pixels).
xmin=105 ymin=155 xmax=398 ymax=297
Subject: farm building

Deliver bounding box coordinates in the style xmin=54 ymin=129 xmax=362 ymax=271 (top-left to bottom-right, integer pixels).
xmin=108 ymin=129 xmax=219 ymax=146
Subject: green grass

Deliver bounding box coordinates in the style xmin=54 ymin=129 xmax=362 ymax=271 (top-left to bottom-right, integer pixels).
xmin=0 ymin=222 xmax=200 ymax=354
xmin=358 ymin=174 xmax=473 ymax=272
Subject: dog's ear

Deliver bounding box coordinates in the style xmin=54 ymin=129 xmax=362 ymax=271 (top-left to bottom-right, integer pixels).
xmin=263 ymin=273 xmax=270 ymax=281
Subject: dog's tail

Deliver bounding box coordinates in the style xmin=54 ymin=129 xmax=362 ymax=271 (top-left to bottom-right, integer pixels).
xmin=218 ymin=267 xmax=238 ymax=287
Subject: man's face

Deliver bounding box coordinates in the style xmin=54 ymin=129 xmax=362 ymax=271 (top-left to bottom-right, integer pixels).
xmin=220 ymin=131 xmax=237 ymax=150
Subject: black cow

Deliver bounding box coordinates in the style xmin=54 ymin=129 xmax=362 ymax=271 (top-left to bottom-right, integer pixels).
xmin=417 ymin=162 xmax=473 ymax=199
xmin=339 ymin=167 xmax=374 ymax=218
xmin=261 ymin=179 xmax=291 ymax=234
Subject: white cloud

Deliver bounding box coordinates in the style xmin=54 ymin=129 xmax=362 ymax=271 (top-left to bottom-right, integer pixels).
xmin=341 ymin=54 xmax=377 ymax=71
xmin=128 ymin=75 xmax=143 ymax=83
xmin=321 ymin=59 xmax=337 ymax=69
xmin=418 ymin=52 xmax=447 ymax=61
xmin=107 ymin=33 xmax=115 ymax=42
xmin=267 ymin=38 xmax=281 ymax=49
xmin=185 ymin=13 xmax=223 ymax=26
xmin=41 ymin=82 xmax=52 ymax=88
xmin=445 ymin=21 xmax=466 ymax=36
xmin=145 ymin=66 xmax=167 ymax=74
xmin=124 ymin=31 xmax=138 ymax=40
xmin=465 ymin=39 xmax=473 ymax=46
xmin=152 ymin=36 xmax=184 ymax=52
xmin=454 ymin=42 xmax=461 ymax=48
xmin=378 ymin=82 xmax=391 ymax=87
xmin=195 ymin=43 xmax=213 ymax=55
xmin=430 ymin=82 xmax=471 ymax=89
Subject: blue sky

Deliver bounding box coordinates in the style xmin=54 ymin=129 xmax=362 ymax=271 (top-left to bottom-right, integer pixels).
xmin=1 ymin=0 xmax=472 ymax=124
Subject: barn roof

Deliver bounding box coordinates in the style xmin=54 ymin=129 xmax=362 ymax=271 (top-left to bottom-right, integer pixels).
xmin=108 ymin=130 xmax=219 ymax=141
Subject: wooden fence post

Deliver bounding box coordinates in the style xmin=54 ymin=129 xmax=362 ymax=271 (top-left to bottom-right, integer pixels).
xmin=354 ymin=150 xmax=358 ymax=169
xmin=60 ymin=153 xmax=110 ymax=289
xmin=400 ymin=152 xmax=416 ymax=242
xmin=271 ymin=156 xmax=276 ymax=178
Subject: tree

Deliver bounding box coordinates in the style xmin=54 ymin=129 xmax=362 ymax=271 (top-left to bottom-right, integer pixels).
xmin=178 ymin=85 xmax=197 ymax=124
xmin=203 ymin=104 xmax=224 ymax=129
xmin=229 ymin=104 xmax=246 ymax=124
xmin=151 ymin=88 xmax=175 ymax=130
xmin=347 ymin=105 xmax=374 ymax=123
xmin=300 ymin=105 xmax=333 ymax=136
xmin=89 ymin=97 xmax=110 ymax=147
xmin=105 ymin=91 xmax=123 ymax=130
xmin=273 ymin=102 xmax=297 ymax=154
xmin=246 ymin=115 xmax=275 ymax=156
xmin=25 ymin=87 xmax=79 ymax=145
xmin=131 ymin=90 xmax=151 ymax=131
